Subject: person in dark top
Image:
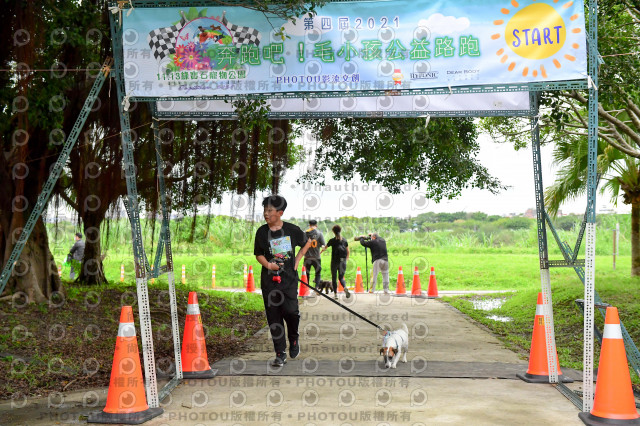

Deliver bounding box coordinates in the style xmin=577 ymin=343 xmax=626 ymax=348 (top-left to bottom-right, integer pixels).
xmin=67 ymin=232 xmax=85 ymax=280
xmin=303 ymin=219 xmax=325 ymax=289
xmin=321 ymin=225 xmax=351 ymax=299
xmin=355 ymin=233 xmax=390 ymax=293
xmin=254 ymin=195 xmax=311 ymax=367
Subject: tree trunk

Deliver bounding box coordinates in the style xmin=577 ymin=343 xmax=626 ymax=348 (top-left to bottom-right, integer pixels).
xmin=188 ymin=211 xmax=197 ymax=244
xmin=0 ymin=191 xmax=63 ymax=303
xmin=0 ymin=2 xmax=64 ymax=302
xmin=632 ymin=203 xmax=640 ymax=276
xmin=78 ymin=213 xmax=107 ymax=285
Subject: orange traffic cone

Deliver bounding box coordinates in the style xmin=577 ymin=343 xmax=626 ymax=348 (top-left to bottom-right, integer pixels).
xmin=354 ymin=267 xmax=364 ymax=293
xmin=395 ymin=266 xmax=406 ymax=297
xmin=427 ymin=267 xmax=439 ymax=298
xmin=246 ymin=266 xmax=255 ymax=293
xmin=516 ymin=293 xmax=572 ymax=383
xmin=337 ymin=280 xmax=345 ymax=294
xmin=579 ymin=307 xmax=640 ymax=425
xmin=181 ymin=292 xmax=216 ymax=379
xmin=298 ymin=266 xmax=312 ymax=298
xmin=410 ymin=267 xmax=424 ymax=297
xmin=87 ymin=306 xmax=163 ymax=424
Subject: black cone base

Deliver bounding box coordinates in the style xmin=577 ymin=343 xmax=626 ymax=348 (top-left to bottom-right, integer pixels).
xmin=579 ymin=412 xmax=640 ymax=425
xmin=516 ymin=372 xmax=574 ymax=383
xmin=182 ymin=368 xmax=217 ymax=379
xmin=88 ymin=407 xmax=163 ymax=424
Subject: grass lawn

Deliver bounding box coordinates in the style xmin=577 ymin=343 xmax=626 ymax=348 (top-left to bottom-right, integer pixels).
xmin=441 ymin=254 xmax=640 ymax=386
xmin=9 ymin=248 xmax=640 ymax=398
xmin=0 ymin=283 xmax=266 ymax=399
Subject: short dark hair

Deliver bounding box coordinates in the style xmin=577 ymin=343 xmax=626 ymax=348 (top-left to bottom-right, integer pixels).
xmin=309 ymin=219 xmax=317 ymax=226
xmin=332 ymin=225 xmax=341 ymax=235
xmin=75 ymin=232 xmax=82 ymax=239
xmin=262 ymin=195 xmax=287 ymax=212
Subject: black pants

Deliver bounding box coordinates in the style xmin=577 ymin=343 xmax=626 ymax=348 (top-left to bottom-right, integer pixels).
xmin=262 ymin=285 xmax=300 ymax=354
xmin=330 ymin=259 xmax=347 ymax=293
xmin=303 ymin=258 xmax=322 ymax=285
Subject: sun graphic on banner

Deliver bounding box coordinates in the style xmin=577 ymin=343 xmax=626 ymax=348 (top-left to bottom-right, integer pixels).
xmin=491 ymin=0 xmax=582 ymax=78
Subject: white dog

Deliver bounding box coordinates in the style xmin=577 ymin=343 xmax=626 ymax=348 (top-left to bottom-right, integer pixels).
xmin=379 ymin=323 xmax=409 ymax=368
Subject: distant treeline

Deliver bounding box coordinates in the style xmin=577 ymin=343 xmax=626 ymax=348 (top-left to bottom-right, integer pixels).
xmin=46 ymin=212 xmax=629 ymax=257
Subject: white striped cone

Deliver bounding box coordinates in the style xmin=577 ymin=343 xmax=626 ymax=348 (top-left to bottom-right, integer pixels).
xmin=395 ymin=266 xmax=406 ymax=296
xmin=427 ymin=266 xmax=438 ymax=298
xmin=243 ymin=264 xmax=248 ymax=287
xmin=355 ymin=267 xmax=364 ymax=293
xmin=579 ymin=307 xmax=640 ymax=424
xmin=211 ymin=265 xmax=216 ymax=288
xmin=181 ymin=264 xmax=186 ymax=284
xmin=86 ymin=306 xmax=163 ymax=424
xmin=181 ymin=292 xmax=215 ymax=379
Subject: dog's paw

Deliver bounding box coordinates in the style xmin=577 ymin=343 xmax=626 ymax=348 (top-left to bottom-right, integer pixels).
xmin=391 ymin=364 xmax=397 ymax=369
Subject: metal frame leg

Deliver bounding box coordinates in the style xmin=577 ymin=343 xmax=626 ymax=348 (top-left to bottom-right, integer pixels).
xmin=530 ymin=92 xmax=559 ymax=384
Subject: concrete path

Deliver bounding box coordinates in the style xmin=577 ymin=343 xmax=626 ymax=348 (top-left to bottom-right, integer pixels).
xmin=0 ymin=293 xmax=585 ymax=425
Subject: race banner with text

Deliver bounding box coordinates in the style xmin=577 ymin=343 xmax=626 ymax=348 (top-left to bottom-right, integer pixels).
xmin=122 ymin=0 xmax=587 ymax=98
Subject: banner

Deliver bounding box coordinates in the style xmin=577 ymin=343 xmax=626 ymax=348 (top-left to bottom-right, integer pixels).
xmin=122 ymin=0 xmax=587 ymax=98
xmin=156 ymin=92 xmax=532 ymax=119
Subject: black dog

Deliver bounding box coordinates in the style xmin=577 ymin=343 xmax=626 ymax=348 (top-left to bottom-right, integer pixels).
xmin=317 ymin=279 xmax=351 ymax=298
xmin=318 ymin=279 xmax=333 ymax=294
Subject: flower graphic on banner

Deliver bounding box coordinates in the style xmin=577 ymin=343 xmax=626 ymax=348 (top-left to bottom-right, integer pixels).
xmin=147 ymin=8 xmax=261 ymax=75
xmin=173 ymin=43 xmax=212 ymax=70
xmin=491 ymin=0 xmax=583 ymax=78
xmin=167 ymin=17 xmax=235 ymax=72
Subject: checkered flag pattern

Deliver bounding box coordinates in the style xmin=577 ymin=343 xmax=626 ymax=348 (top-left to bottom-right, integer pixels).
xmin=221 ymin=14 xmax=262 ymax=48
xmin=147 ymin=16 xmax=187 ymax=61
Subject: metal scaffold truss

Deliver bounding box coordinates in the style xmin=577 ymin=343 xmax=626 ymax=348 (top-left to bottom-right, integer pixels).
xmin=0 ymin=0 xmax=607 ymax=415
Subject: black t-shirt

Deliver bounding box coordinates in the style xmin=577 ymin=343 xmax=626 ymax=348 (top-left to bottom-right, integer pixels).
xmin=304 ymin=228 xmax=325 ymax=259
xmin=254 ymin=222 xmax=308 ymax=291
xmin=326 ymin=237 xmax=348 ymax=263
xmin=359 ymin=237 xmax=388 ymax=262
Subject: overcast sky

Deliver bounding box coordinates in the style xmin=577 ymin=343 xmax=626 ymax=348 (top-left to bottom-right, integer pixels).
xmin=214 ymin=132 xmax=630 ymax=220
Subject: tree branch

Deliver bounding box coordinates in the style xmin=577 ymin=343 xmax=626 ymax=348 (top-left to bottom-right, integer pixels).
xmin=626 ymin=98 xmax=640 ymax=130
xmin=564 ymin=91 xmax=640 ymax=146
xmin=58 ymin=190 xmax=80 ymax=213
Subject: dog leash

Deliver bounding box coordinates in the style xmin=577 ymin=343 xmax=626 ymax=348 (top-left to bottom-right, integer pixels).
xmin=296 ymin=277 xmax=386 ymax=332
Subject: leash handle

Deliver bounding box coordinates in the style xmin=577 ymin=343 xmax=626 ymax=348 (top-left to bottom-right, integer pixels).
xmin=297 ymin=277 xmax=385 ymax=331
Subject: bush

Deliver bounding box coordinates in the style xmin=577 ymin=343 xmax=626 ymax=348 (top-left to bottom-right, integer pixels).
xmin=503 ymin=217 xmax=533 ymax=230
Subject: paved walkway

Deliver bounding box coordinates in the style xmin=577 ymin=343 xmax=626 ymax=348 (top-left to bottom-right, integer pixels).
xmin=1 ymin=293 xmax=584 ymax=425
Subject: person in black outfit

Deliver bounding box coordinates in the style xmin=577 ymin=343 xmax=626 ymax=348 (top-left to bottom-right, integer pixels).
xmin=321 ymin=225 xmax=351 ymax=299
xmin=355 ymin=233 xmax=390 ymax=293
xmin=303 ymin=219 xmax=325 ymax=289
xmin=254 ymin=195 xmax=311 ymax=367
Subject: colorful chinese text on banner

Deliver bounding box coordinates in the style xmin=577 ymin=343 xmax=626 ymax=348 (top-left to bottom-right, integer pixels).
xmin=122 ymin=0 xmax=587 ymax=98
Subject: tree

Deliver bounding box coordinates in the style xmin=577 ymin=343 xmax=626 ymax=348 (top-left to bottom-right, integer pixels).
xmin=299 ymin=117 xmax=504 ymax=200
xmin=0 ymin=1 xmax=80 ymax=302
xmin=470 ymin=212 xmax=488 ymax=221
xmin=0 ymin=0 xmax=319 ymax=296
xmin=545 ymin=136 xmax=640 ymax=275
xmin=481 ymin=0 xmax=640 ymax=275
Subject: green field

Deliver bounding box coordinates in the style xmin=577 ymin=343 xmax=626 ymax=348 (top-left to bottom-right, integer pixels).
xmin=45 ymin=213 xmax=640 ymax=378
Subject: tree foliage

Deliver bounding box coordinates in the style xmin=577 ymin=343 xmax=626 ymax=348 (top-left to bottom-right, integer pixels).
xmin=299 ymin=117 xmax=504 ymax=201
